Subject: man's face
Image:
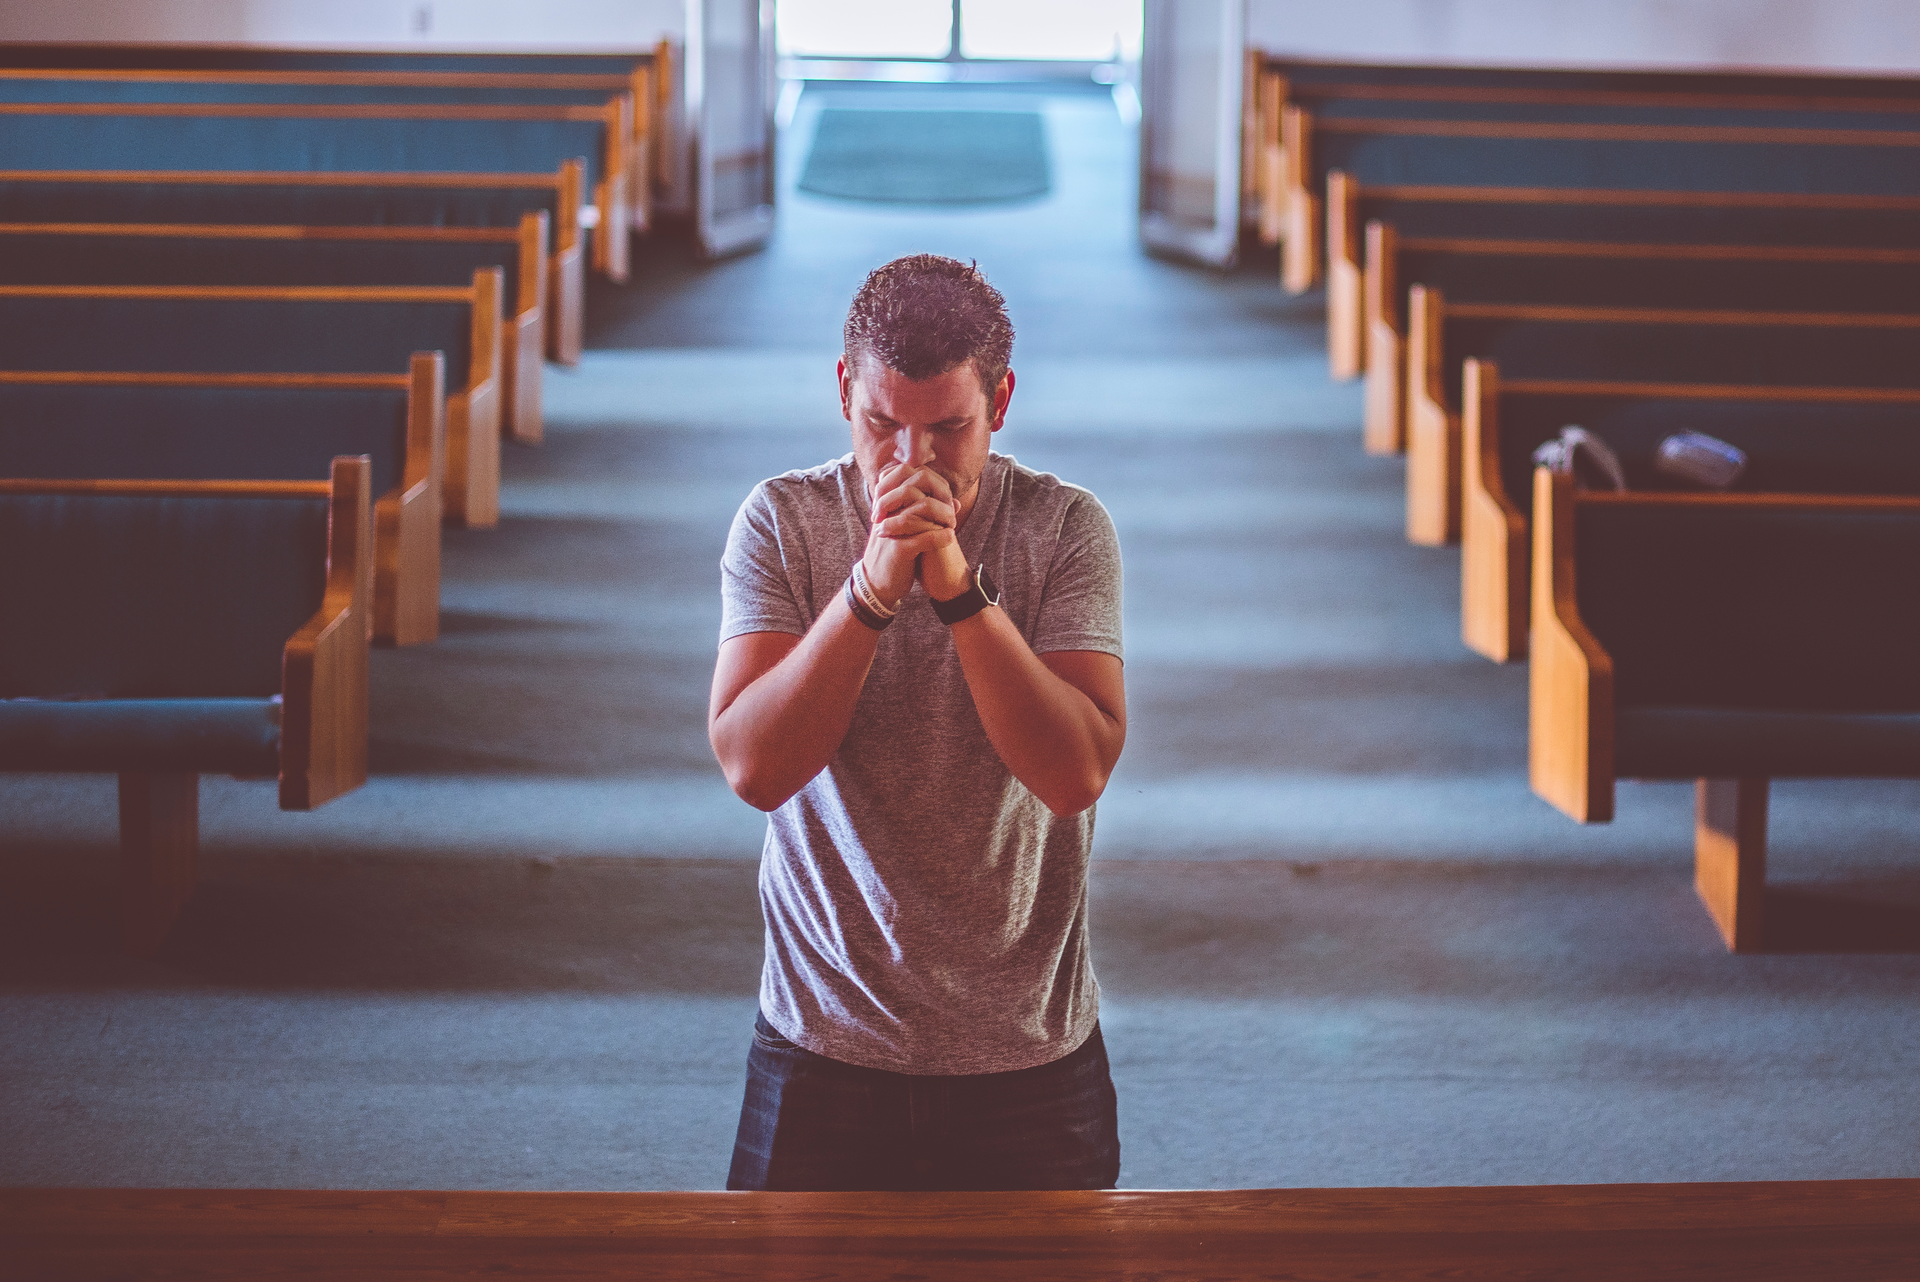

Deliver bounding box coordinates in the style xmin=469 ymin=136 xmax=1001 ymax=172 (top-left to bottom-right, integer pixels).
xmin=839 ymin=356 xmax=1013 ymax=518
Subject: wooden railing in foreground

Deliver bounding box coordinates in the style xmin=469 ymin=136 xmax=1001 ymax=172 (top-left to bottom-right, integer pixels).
xmin=3 ymin=1181 xmax=1917 ymax=1280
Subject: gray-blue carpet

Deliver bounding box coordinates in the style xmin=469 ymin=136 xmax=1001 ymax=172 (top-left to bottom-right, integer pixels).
xmin=798 ymin=107 xmax=1050 ymax=204
xmin=3 ymin=82 xmax=1917 ymax=1192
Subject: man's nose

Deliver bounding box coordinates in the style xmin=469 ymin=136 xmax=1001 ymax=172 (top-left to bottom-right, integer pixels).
xmin=893 ymin=427 xmax=934 ymax=466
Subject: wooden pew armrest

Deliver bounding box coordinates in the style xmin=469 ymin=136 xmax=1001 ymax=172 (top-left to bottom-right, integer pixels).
xmin=1460 ymin=359 xmax=1530 ymax=662
xmin=280 ymin=456 xmax=370 ymax=811
xmin=1528 ymin=467 xmax=1615 ymax=822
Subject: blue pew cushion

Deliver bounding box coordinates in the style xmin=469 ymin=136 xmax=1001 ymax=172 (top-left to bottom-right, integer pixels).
xmin=1616 ymin=708 xmax=1920 ymax=778
xmin=0 ymin=697 xmax=281 ymax=773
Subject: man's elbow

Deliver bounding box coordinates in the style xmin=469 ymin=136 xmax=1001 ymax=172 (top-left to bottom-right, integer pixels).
xmin=1038 ymin=764 xmax=1114 ymax=818
xmin=724 ymin=762 xmax=793 ymax=813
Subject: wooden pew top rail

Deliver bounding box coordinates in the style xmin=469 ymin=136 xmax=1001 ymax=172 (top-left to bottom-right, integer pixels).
xmin=4 ymin=1180 xmax=1918 ymax=1281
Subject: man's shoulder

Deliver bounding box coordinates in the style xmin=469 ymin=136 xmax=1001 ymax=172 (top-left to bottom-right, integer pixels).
xmin=994 ymin=454 xmax=1111 ymax=529
xmin=737 ymin=454 xmax=860 ymax=529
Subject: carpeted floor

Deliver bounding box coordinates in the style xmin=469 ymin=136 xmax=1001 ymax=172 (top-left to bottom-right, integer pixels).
xmin=3 ymin=82 xmax=1917 ymax=1192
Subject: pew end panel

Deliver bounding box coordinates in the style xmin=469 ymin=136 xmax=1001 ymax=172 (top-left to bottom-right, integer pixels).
xmin=549 ymin=158 xmax=586 ymax=365
xmin=1528 ymin=467 xmax=1615 ymax=824
xmin=373 ymin=353 xmax=446 ymax=647
xmin=1404 ymin=285 xmax=1461 ymax=545
xmin=595 ymin=93 xmax=633 ymax=282
xmin=281 ymin=455 xmax=372 ymax=812
xmin=1280 ymin=106 xmax=1320 ymax=293
xmin=1460 ymin=359 xmax=1529 ymax=662
xmin=510 ymin=210 xmax=548 ymax=445
xmin=1325 ymin=171 xmax=1363 ymax=378
xmin=1257 ymin=71 xmax=1287 ymax=246
xmin=1361 ymin=218 xmax=1404 ymax=453
xmin=444 ymin=268 xmax=504 ymax=530
xmin=628 ymin=66 xmax=653 ymax=231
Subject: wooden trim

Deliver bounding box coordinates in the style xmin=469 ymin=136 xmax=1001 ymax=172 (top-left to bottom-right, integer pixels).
xmin=549 ymin=162 xmax=585 ymax=365
xmin=1501 ymin=378 xmax=1920 ymax=402
xmin=444 ymin=267 xmax=503 ymax=530
xmin=1460 ymin=359 xmax=1529 ymax=663
xmin=0 ymin=221 xmax=520 ymax=242
xmin=0 ymin=283 xmax=473 ymax=302
xmin=1697 ymin=778 xmax=1769 ymax=953
xmin=1445 ymin=301 xmax=1920 ymax=328
xmin=0 ymin=68 xmax=634 ymax=89
xmin=373 ymin=352 xmax=445 ymax=647
xmin=652 ymin=38 xmax=676 ymax=190
xmin=1361 ymin=219 xmax=1403 ymax=453
xmin=554 ymin=157 xmax=584 ymax=256
xmin=1257 ymin=71 xmax=1287 ymax=244
xmin=0 ymin=370 xmax=407 ymax=388
xmin=13 ymin=1179 xmax=1920 ymax=1276
xmin=0 ymin=167 xmax=567 ymax=190
xmin=1404 ymin=284 xmax=1458 ymax=544
xmin=0 ymin=476 xmax=328 ymax=496
xmin=280 ymin=455 xmax=370 ymax=812
xmin=0 ymin=101 xmax=615 ymax=121
xmin=1363 ymin=183 xmax=1920 ymax=211
xmin=507 ymin=210 xmax=548 ymax=445
xmin=116 ymin=770 xmax=198 ymax=959
xmin=1280 ymin=106 xmax=1319 ymax=292
xmin=1397 ymin=236 xmax=1920 ymax=264
xmin=1325 ymin=172 xmax=1363 ymax=379
xmin=1528 ymin=467 xmax=1615 ymax=824
xmin=1317 ymin=114 xmax=1920 ymax=148
xmin=1577 ymin=490 xmax=1920 ymax=511
xmin=1282 ymin=78 xmax=1920 ymax=116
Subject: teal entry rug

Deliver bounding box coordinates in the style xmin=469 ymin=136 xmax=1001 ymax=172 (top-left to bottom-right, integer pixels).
xmin=798 ymin=109 xmax=1051 ymax=205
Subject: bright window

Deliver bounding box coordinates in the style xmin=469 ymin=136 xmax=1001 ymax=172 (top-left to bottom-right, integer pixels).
xmin=777 ymin=0 xmax=953 ymax=59
xmin=959 ymin=0 xmax=1141 ymax=61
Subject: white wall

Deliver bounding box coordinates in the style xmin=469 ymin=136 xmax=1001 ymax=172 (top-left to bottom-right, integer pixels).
xmin=0 ymin=0 xmax=683 ymax=48
xmin=1246 ymin=0 xmax=1920 ymax=76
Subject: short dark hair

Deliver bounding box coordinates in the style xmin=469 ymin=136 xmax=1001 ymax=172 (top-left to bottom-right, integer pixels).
xmin=843 ymin=254 xmax=1013 ymax=397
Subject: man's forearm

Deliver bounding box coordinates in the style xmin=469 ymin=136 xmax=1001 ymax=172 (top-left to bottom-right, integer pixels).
xmin=710 ymin=590 xmax=880 ymax=811
xmin=948 ymin=607 xmax=1125 ymax=816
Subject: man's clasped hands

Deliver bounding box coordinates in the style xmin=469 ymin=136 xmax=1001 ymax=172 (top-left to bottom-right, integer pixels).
xmin=863 ymin=459 xmax=973 ymax=607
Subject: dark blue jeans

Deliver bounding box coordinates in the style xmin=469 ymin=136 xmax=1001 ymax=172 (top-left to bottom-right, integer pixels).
xmin=726 ymin=1013 xmax=1120 ymax=1191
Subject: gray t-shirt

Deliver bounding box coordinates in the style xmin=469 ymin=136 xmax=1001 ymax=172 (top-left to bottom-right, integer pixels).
xmin=719 ymin=450 xmax=1124 ymax=1075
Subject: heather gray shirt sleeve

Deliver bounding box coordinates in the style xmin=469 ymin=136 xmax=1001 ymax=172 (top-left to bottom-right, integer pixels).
xmin=1030 ymin=490 xmax=1123 ymax=660
xmin=720 ymin=481 xmax=812 ymax=642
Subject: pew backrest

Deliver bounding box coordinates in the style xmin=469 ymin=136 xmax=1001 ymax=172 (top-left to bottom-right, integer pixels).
xmin=1528 ymin=467 xmax=1920 ymax=821
xmin=0 ymin=457 xmax=370 ymax=808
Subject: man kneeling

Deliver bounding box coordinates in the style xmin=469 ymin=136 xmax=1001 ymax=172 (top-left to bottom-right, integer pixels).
xmin=709 ymin=254 xmax=1128 ymax=1191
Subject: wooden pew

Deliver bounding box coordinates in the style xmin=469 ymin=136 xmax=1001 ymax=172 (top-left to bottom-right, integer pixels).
xmin=0 ymin=215 xmax=546 ymax=444
xmin=1459 ymin=361 xmax=1920 ymax=661
xmin=1361 ymin=233 xmax=1920 ymax=452
xmin=0 ymin=360 xmax=445 ymax=646
xmin=1280 ymin=102 xmax=1920 ymax=297
xmin=3 ymin=1181 xmax=1918 ymax=1279
xmin=0 ymin=458 xmax=369 ymax=956
xmin=0 ymin=276 xmax=503 ymax=528
xmin=0 ymin=99 xmax=631 ymax=281
xmin=0 ymin=59 xmax=664 ymax=231
xmin=1328 ymin=180 xmax=1920 ymax=399
xmin=1247 ymin=54 xmax=1920 ymax=248
xmin=1528 ymin=470 xmax=1920 ymax=951
xmin=0 ymin=40 xmax=674 ymax=211
xmin=1402 ymin=290 xmax=1920 ymax=544
xmin=0 ymin=164 xmax=587 ymax=366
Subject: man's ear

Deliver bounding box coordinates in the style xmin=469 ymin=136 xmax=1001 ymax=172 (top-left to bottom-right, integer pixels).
xmin=837 ymin=356 xmax=854 ymax=422
xmin=989 ymin=369 xmax=1015 ymax=432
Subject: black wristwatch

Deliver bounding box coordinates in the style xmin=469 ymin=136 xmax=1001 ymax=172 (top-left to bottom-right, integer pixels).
xmin=932 ymin=563 xmax=1000 ymax=625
